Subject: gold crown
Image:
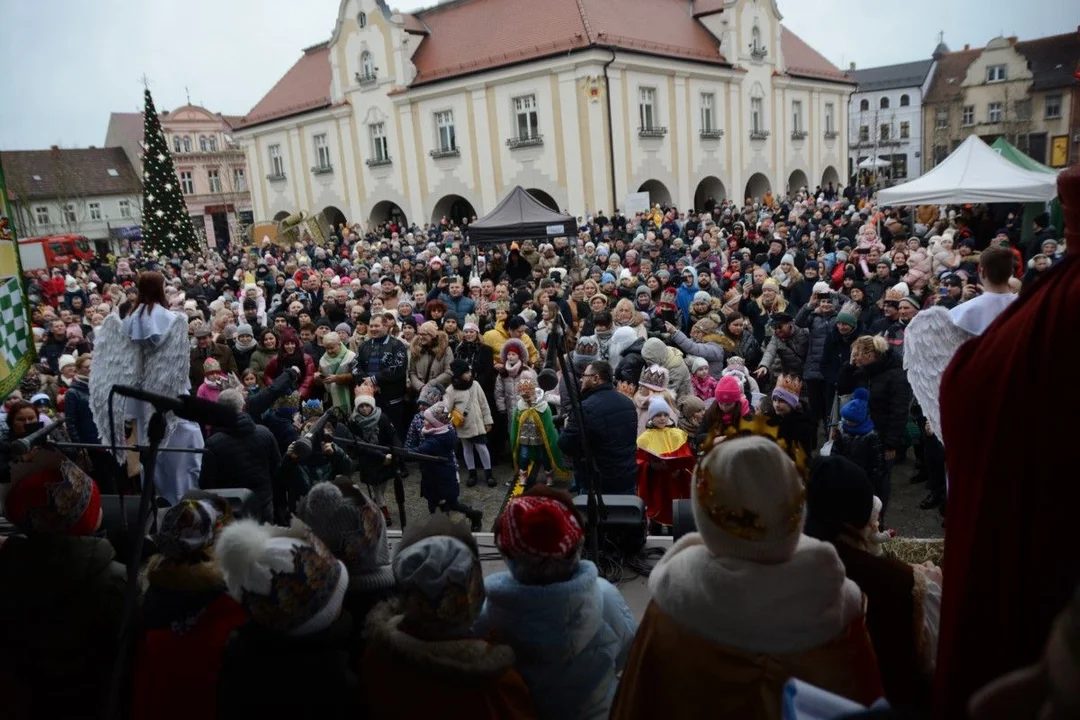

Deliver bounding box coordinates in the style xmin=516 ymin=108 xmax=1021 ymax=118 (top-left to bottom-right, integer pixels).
xmin=774 ymin=374 xmax=803 ymax=397
xmin=639 ymin=364 xmax=669 ymax=390
xmin=702 ymin=414 xmax=810 ymax=480
xmin=576 ymin=339 xmax=598 ymax=356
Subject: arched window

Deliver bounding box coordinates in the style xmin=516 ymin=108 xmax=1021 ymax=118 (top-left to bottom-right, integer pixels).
xmin=182 ymin=136 xmax=192 ymax=153
xmin=900 ymin=94 xmax=910 ymax=107
xmin=358 ymin=11 xmax=367 ymax=27
xmin=860 ymin=99 xmax=869 ymax=112
xmin=880 ymin=97 xmax=890 ymax=109
xmin=208 ymin=136 xmax=218 ymax=151
xmin=361 ymin=51 xmax=374 ymax=77
xmin=199 ymin=135 xmax=208 ymax=152
xmin=173 ymin=136 xmax=182 ymax=153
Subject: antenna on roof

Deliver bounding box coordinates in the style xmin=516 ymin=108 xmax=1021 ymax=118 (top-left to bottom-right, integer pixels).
xmin=185 ymin=86 xmax=191 ymax=105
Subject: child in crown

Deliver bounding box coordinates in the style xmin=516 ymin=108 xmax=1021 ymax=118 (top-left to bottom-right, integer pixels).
xmin=510 ymin=375 xmax=569 ymax=493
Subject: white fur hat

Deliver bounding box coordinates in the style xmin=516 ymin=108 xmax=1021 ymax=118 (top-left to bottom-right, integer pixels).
xmin=215 ymin=519 xmax=348 ymax=636
xmin=812 ymin=281 xmax=831 ymax=296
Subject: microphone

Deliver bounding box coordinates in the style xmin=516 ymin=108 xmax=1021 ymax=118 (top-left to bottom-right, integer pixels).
xmin=112 ymin=385 xmax=239 ymax=428
xmin=10 ymin=418 xmax=67 ymax=455
xmin=293 ymin=408 xmax=339 ymax=458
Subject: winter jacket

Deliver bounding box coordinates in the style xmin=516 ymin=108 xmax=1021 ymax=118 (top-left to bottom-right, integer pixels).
xmin=190 ymin=343 xmax=239 ymax=388
xmin=671 ymin=331 xmax=725 ymax=377
xmin=759 ymin=326 xmax=810 ymax=378
xmin=413 ymin=428 xmax=461 ymax=508
xmin=409 ymin=346 xmax=454 ymax=394
xmin=444 ymin=381 xmax=493 ymax=440
xmin=39 ymin=336 xmax=67 ymax=375
xmin=217 ymin=614 xmax=357 ymax=719
xmin=454 ymin=340 xmax=496 ymax=397
xmin=199 ymin=412 xmax=282 ymax=522
xmin=264 ymin=352 xmax=317 ymax=399
xmin=719 ymin=330 xmax=763 ymax=370
xmin=62 ymin=379 xmax=99 ymax=444
xmin=821 ymin=327 xmax=864 ymax=385
xmin=347 ymin=410 xmax=401 ymax=488
xmin=429 ymin=290 xmax=476 ymax=318
xmin=247 ymin=347 xmax=276 ymax=385
xmin=832 ymin=429 xmax=889 ymax=498
xmin=132 ymin=557 xmax=248 ymax=720
xmin=559 ymin=383 xmax=638 ymax=494
xmin=474 ymin=561 xmax=638 ymax=720
xmin=351 ymin=335 xmax=409 ymax=405
xmin=496 ymin=368 xmax=538 ymax=414
xmin=836 ymin=350 xmax=912 ymax=451
xmin=794 ymin=306 xmax=838 ymax=381
xmin=482 ymin=322 xmax=541 ymax=366
xmin=0 ymin=535 xmax=127 ymax=720
xmin=361 ymin=602 xmax=534 ymax=719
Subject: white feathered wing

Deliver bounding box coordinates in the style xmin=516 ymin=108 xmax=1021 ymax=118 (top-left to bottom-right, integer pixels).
xmin=902 ymin=306 xmax=974 ymax=441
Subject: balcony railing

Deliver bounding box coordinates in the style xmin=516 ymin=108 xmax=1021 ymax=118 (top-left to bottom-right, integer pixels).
xmin=791 ymin=129 xmax=808 ymax=140
xmin=750 ymin=45 xmax=768 ymax=60
xmin=311 ymin=164 xmax=333 ymax=175
xmin=700 ymin=129 xmax=725 ymax=139
xmin=365 ymin=156 xmax=392 ymax=168
xmin=824 ymin=130 xmax=839 ymax=139
xmin=266 ymin=172 xmax=287 ymax=182
xmin=429 ymin=148 xmax=461 ymax=159
xmin=355 ymin=71 xmax=377 ymax=86
xmin=638 ymin=126 xmax=668 ymax=138
xmin=749 ymin=129 xmax=770 ymax=140
xmin=507 ymin=134 xmax=544 ymax=149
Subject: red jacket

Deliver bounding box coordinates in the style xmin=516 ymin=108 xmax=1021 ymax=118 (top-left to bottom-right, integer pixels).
xmin=263 ymin=352 xmax=316 ymax=399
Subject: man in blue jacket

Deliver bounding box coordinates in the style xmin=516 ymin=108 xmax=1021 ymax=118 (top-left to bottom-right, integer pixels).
xmin=426 ymin=275 xmax=476 ymax=318
xmin=558 ymin=361 xmax=637 ymax=494
xmin=674 ymin=268 xmax=698 ymax=326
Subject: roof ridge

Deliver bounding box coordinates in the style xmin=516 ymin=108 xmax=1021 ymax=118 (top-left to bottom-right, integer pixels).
xmin=574 ymin=0 xmax=594 ymax=43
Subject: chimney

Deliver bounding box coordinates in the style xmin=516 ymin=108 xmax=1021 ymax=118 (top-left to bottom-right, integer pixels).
xmin=88 ymin=145 xmax=96 ymax=149
xmin=964 ymin=43 xmax=969 ymax=51
xmin=50 ymin=145 xmax=58 ymax=150
xmin=849 ymin=62 xmax=856 ymax=70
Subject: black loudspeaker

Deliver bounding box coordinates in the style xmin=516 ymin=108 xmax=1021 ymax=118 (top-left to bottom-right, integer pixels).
xmin=572 ymin=494 xmax=647 ymax=555
xmin=672 ymin=498 xmax=697 ymax=541
xmin=99 ymin=495 xmax=156 ymax=566
xmin=202 ymin=488 xmax=259 ymax=520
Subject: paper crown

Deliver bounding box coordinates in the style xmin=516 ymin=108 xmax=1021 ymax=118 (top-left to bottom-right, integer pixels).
xmin=774 ymin=374 xmax=803 ymax=397
xmin=702 ymin=413 xmax=810 ymax=481
xmin=575 ymin=338 xmax=598 ymax=356
xmin=639 ymin=364 xmax=670 ymax=392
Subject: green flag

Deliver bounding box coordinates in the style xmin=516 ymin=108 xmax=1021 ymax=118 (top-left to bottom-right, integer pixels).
xmin=0 ymin=153 xmax=36 ymax=397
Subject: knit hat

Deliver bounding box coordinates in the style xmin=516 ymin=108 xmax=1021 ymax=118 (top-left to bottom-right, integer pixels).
xmin=418 ymin=320 xmax=439 ymax=339
xmin=639 ymin=363 xmax=669 ymax=392
xmin=647 ymin=396 xmax=673 ymax=422
xmin=417 ymin=383 xmax=444 ymax=408
xmin=203 ymin=357 xmax=222 ymax=376
xmin=714 ymin=375 xmax=743 ymax=405
xmin=335 ymin=322 xmax=353 ymax=335
xmin=771 ymin=374 xmax=802 ymax=409
xmin=601 ymin=272 xmax=616 ymax=285
xmin=295 ymin=482 xmax=395 ymax=592
xmin=236 ymin=323 xmax=254 ymax=337
xmin=58 ymin=354 xmax=77 ymax=373
xmin=423 ymin=403 xmax=450 ymax=429
xmin=840 ymin=388 xmax=874 ymax=435
xmin=393 ymin=517 xmax=484 ymax=638
xmin=354 ymin=393 xmax=376 ymax=411
xmin=678 ymin=395 xmax=706 ymax=419
xmin=692 ymin=317 xmax=718 ymax=335
xmin=2 ymin=451 xmax=102 ymax=537
xmin=690 ymin=356 xmax=709 ymax=374
xmin=780 ymin=253 xmax=795 ymax=266
xmin=812 ymin=281 xmax=831 ymax=296
xmin=216 ymin=519 xmax=348 ymax=636
xmin=500 ymin=338 xmax=527 ymax=364
xmin=693 ymin=290 xmax=711 ymax=304
xmin=803 ymin=456 xmax=874 ymax=542
xmin=692 ymin=436 xmax=805 ymax=563
xmin=641 ymin=337 xmax=669 ymax=365
xmin=636 ymin=285 xmax=651 ymax=298
xmin=898 ymin=296 xmax=921 ymax=311
xmin=836 ymin=301 xmax=860 ymax=327
xmin=450 ymin=358 xmax=471 ymax=379
xmin=495 ymin=490 xmax=585 ymax=585
xmin=155 ymin=498 xmax=225 ymax=559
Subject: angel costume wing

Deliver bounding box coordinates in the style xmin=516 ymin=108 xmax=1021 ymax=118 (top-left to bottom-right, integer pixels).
xmin=903 ymin=306 xmax=974 ymax=441
xmin=89 ymin=310 xmax=192 ymax=459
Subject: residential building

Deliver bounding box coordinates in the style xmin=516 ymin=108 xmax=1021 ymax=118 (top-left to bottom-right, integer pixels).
xmin=923 ymin=28 xmax=1080 ymax=170
xmin=106 ymin=105 xmax=252 ymax=248
xmin=847 ymin=53 xmax=939 ymax=182
xmin=234 ymin=0 xmax=853 ymax=230
xmin=1 ymin=146 xmax=142 ymax=254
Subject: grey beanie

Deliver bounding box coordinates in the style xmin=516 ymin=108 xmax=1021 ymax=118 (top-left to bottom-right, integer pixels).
xmin=693 ymin=290 xmax=711 ymax=304
xmin=635 ymin=285 xmax=651 ymax=297
xmin=295 ymin=482 xmax=395 ymax=592
xmin=642 ymin=337 xmax=669 ymax=365
xmin=236 ymin=323 xmax=254 ymax=338
xmin=335 ymin=322 xmax=353 ymax=334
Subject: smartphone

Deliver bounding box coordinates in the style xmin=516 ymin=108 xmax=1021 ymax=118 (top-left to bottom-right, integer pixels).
xmin=939 ymin=287 xmax=948 ymax=296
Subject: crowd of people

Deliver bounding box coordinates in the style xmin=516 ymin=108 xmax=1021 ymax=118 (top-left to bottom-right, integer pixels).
xmin=0 ymin=185 xmax=1073 ymax=719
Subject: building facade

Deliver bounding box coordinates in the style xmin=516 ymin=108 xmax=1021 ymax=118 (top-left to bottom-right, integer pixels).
xmin=847 ymin=55 xmax=938 ymax=183
xmin=234 ymin=0 xmax=853 ymax=230
xmin=2 ymin=146 xmax=143 ymax=254
xmin=923 ymin=29 xmax=1080 ymax=170
xmin=106 ymin=105 xmax=252 ymax=248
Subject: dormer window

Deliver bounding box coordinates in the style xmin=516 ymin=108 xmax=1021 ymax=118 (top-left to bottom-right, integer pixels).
xmin=750 ymin=26 xmax=767 ymax=59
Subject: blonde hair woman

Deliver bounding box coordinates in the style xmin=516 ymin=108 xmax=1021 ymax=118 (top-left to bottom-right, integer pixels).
xmin=612 ymin=298 xmax=647 ymax=339
xmin=755 ymin=278 xmax=788 ymax=315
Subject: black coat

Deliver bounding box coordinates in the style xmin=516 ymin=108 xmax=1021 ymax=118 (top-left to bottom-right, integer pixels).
xmin=833 ymin=429 xmax=888 ymax=498
xmin=558 ymin=383 xmax=637 ymax=493
xmin=836 ymin=350 xmax=912 ymax=451
xmin=63 ymin=380 xmax=99 ymax=444
xmin=454 ymin=340 xmax=495 ymax=398
xmin=200 ymin=413 xmax=282 ymax=522
xmin=351 ymin=336 xmax=409 ymax=405
xmin=347 ymin=411 xmax=401 ymax=487
xmin=821 ymin=326 xmax=864 ymax=385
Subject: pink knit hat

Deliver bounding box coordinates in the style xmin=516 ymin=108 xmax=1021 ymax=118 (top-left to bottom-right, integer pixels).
xmin=714 ymin=375 xmax=743 ymax=405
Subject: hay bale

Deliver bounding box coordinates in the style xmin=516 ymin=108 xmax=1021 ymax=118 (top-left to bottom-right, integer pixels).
xmin=882 ymin=537 xmax=944 ymax=566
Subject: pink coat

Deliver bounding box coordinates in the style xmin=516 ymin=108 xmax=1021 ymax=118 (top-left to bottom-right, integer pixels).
xmin=903 ymin=248 xmax=932 ymax=290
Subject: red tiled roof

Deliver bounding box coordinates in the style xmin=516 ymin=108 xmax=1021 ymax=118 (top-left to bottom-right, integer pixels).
xmin=3 ymin=147 xmax=142 ymax=202
xmin=692 ymin=0 xmax=725 ymax=17
xmin=1017 ymin=30 xmax=1080 ymax=91
xmin=923 ymin=46 xmax=982 ymax=104
xmin=780 ymin=26 xmax=852 ymax=83
xmin=401 ymin=13 xmax=429 ymax=35
xmin=409 ymin=0 xmax=727 ymax=86
xmin=236 ymin=44 xmax=332 ymax=129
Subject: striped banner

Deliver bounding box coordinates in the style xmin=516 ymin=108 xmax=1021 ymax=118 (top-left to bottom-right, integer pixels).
xmin=0 ymin=153 xmax=36 ymax=397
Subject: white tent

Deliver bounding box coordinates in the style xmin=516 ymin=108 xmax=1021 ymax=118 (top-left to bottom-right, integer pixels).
xmin=877 ymin=135 xmax=1058 ymax=206
xmin=858 ymin=156 xmax=891 ymax=169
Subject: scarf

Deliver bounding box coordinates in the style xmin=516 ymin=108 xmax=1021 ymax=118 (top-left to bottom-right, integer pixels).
xmin=505 ymin=357 xmax=523 ymax=378
xmin=452 ymin=377 xmax=473 ymax=391
xmin=422 ymin=424 xmax=450 ymax=435
xmin=319 ymin=348 xmax=356 ymax=410
xmin=234 ymin=336 xmax=258 ymax=353
xmin=351 ymin=406 xmax=383 ymax=443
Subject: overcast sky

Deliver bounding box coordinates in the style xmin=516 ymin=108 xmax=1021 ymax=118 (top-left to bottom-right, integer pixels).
xmin=1 ymin=0 xmax=1075 ymax=150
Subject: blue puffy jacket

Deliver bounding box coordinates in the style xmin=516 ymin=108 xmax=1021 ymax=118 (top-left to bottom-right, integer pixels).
xmin=474 ymin=561 xmax=637 ymax=720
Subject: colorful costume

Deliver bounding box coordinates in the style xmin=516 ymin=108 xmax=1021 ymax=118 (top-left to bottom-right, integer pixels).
xmin=635 ymin=397 xmax=694 ymax=527
xmin=509 ymin=377 xmax=569 ymax=494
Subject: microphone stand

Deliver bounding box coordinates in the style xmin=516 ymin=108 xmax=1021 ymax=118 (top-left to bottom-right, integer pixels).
xmin=106 ymin=409 xmax=167 ymax=720
xmin=544 ymin=311 xmax=606 ymax=566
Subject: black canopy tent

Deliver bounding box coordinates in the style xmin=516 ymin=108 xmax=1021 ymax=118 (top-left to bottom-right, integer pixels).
xmin=466 ymin=186 xmax=576 ymax=245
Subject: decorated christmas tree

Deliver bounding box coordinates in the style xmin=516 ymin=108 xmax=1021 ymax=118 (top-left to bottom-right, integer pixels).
xmin=141 ymin=87 xmax=198 ymax=255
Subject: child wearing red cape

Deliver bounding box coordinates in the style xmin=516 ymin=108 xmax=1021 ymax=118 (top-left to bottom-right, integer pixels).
xmin=636 ymin=397 xmax=695 ymax=530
